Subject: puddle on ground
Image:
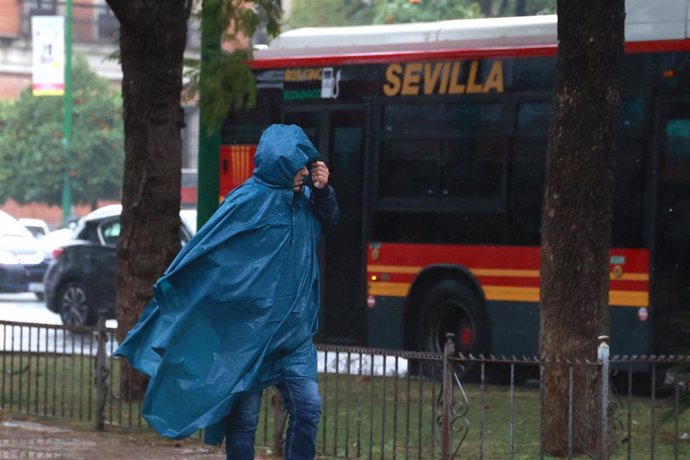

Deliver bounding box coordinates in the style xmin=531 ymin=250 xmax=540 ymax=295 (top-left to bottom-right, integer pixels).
xmin=1 ymin=421 xmax=71 ymax=433
xmin=0 ymin=427 xmax=97 ymax=460
xmin=0 ymin=436 xmax=96 ymax=448
xmin=0 ymin=451 xmax=64 ymax=459
xmin=0 ymin=420 xmax=229 ymax=459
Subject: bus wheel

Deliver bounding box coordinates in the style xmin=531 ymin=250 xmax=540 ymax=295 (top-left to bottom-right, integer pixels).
xmin=416 ymin=280 xmax=487 ymax=380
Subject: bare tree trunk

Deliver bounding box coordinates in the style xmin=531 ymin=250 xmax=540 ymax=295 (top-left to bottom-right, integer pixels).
xmin=499 ymin=0 xmax=508 ymax=16
xmin=540 ymin=1 xmax=624 ymax=457
xmin=106 ymin=0 xmax=190 ymax=397
xmin=479 ymin=0 xmax=493 ymax=17
xmin=515 ymin=0 xmax=527 ymax=16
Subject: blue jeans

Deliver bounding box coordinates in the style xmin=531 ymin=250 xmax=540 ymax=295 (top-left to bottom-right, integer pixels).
xmin=225 ymin=379 xmax=321 ymax=460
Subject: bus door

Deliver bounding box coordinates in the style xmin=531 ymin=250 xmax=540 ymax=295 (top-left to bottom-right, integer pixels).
xmin=653 ymin=99 xmax=690 ymax=353
xmin=283 ymin=107 xmax=369 ymax=344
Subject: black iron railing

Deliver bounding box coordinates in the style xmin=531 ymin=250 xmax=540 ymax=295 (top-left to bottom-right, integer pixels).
xmin=2 ymin=319 xmax=690 ymax=459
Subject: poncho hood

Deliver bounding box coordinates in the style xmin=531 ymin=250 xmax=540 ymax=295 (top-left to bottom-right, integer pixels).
xmin=253 ymin=124 xmax=319 ymax=188
xmin=114 ymin=124 xmax=323 ymax=444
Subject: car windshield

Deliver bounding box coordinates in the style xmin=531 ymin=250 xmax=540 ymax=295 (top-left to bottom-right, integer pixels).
xmin=0 ymin=212 xmax=33 ymax=238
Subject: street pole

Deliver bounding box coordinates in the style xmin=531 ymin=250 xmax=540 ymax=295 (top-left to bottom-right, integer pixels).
xmin=197 ymin=0 xmax=221 ymax=229
xmin=61 ymin=0 xmax=73 ymax=227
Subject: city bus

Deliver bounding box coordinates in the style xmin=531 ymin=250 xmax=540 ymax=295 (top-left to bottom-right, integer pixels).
xmin=208 ymin=0 xmax=690 ymax=364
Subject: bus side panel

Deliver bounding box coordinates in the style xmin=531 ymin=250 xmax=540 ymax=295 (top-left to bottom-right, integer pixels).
xmin=366 ymin=296 xmax=405 ymax=349
xmin=487 ymin=301 xmax=539 ymax=356
xmin=611 ymin=307 xmax=651 ymax=356
xmin=487 ymin=302 xmax=651 ymax=357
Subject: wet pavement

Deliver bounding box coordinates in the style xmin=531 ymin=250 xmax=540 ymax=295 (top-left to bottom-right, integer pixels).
xmin=0 ymin=417 xmax=272 ymax=459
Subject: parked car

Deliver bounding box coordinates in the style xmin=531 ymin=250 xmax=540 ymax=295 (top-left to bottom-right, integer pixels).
xmin=43 ymin=205 xmax=195 ymax=326
xmin=42 ymin=227 xmax=77 ymax=252
xmin=19 ymin=218 xmax=50 ymax=239
xmin=179 ymin=208 xmax=197 ymax=235
xmin=0 ymin=211 xmax=51 ymax=299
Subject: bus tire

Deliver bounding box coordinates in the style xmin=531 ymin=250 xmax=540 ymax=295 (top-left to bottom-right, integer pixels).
xmin=416 ymin=280 xmax=488 ymax=380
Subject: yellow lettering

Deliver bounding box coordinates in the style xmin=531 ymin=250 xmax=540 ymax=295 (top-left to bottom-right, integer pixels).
xmin=423 ymin=63 xmax=443 ymax=95
xmin=383 ymin=60 xmax=504 ymax=96
xmin=466 ymin=61 xmax=483 ymax=93
xmin=284 ymin=68 xmax=325 ymax=82
xmin=448 ymin=62 xmax=465 ymax=94
xmin=483 ymin=61 xmax=504 ymax=93
xmin=401 ymin=63 xmax=423 ymax=96
xmin=383 ymin=64 xmax=403 ymax=96
xmin=439 ymin=62 xmax=450 ymax=94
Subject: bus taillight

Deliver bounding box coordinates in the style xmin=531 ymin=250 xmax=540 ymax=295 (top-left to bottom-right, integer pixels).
xmin=638 ymin=307 xmax=649 ymax=322
xmin=367 ymin=295 xmax=376 ymax=308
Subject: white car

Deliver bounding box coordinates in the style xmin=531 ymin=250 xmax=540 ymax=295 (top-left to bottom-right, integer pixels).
xmin=19 ymin=218 xmax=50 ymax=239
xmin=0 ymin=211 xmax=50 ymax=299
xmin=180 ymin=209 xmax=197 ymax=235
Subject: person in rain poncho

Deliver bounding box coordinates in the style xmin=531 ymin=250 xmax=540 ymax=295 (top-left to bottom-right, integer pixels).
xmin=115 ymin=124 xmax=340 ymax=460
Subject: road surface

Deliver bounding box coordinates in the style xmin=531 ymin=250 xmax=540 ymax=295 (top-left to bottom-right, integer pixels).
xmin=0 ymin=293 xmax=118 ymax=354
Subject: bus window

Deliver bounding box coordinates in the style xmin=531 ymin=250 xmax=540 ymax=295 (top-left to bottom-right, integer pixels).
xmin=612 ymin=142 xmax=646 ymax=247
xmin=451 ymin=103 xmax=503 ymax=134
xmin=284 ymin=111 xmax=318 ymax=144
xmin=664 ymin=119 xmax=690 ymax=180
xmin=653 ymin=103 xmax=690 ymax=354
xmin=443 ymin=138 xmax=505 ymax=200
xmin=516 ymin=101 xmax=550 ymax=135
xmin=383 ymin=102 xmax=503 ymax=135
xmin=222 ymin=90 xmax=281 ymax=143
xmin=383 ymin=104 xmax=451 ymax=134
xmin=515 ymin=98 xmax=646 ymax=137
xmin=377 ymin=137 xmax=506 ymax=205
xmin=619 ymin=98 xmax=646 ymax=137
xmin=508 ymin=138 xmax=546 ymax=244
xmin=378 ymin=139 xmax=440 ymax=198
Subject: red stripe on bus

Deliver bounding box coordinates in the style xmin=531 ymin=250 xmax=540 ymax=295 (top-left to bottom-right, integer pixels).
xmin=609 ymin=279 xmax=650 ymax=291
xmin=369 ymin=244 xmax=541 ymax=270
xmin=368 ymin=243 xmax=650 ymax=273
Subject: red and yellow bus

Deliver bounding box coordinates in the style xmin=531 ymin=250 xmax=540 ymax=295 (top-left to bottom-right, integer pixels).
xmin=207 ymin=2 xmax=690 ymax=362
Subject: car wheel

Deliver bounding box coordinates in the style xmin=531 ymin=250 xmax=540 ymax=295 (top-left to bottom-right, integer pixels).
xmin=58 ymin=281 xmax=95 ymax=327
xmin=416 ymin=280 xmax=488 ymax=380
xmin=35 ymin=292 xmax=45 ymax=301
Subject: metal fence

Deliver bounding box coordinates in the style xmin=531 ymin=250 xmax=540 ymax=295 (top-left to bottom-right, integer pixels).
xmin=2 ymin=319 xmax=690 ymax=459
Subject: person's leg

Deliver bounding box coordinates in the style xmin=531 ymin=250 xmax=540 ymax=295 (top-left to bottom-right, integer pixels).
xmin=225 ymin=390 xmax=262 ymax=460
xmin=276 ymin=379 xmax=321 ymax=460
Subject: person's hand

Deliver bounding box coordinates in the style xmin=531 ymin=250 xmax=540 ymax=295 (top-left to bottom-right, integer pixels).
xmin=310 ymin=161 xmax=330 ymax=189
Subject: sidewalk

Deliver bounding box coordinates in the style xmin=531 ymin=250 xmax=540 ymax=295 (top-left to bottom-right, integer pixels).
xmin=0 ymin=415 xmax=272 ymax=459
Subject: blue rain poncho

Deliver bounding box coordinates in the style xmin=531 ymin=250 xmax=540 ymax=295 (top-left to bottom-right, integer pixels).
xmin=115 ymin=124 xmax=333 ymax=444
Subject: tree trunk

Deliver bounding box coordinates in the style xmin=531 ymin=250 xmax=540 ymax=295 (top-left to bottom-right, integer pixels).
xmin=515 ymin=0 xmax=527 ymax=16
xmin=539 ymin=1 xmax=624 ymax=457
xmin=499 ymin=0 xmax=508 ymax=16
xmin=479 ymin=0 xmax=493 ymax=17
xmin=106 ymin=0 xmax=190 ymax=397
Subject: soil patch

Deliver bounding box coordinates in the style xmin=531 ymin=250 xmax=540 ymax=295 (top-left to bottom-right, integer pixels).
xmin=0 ymin=414 xmax=273 ymax=459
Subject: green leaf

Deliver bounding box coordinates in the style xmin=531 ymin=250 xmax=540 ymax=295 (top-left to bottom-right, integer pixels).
xmin=0 ymin=53 xmax=124 ymax=206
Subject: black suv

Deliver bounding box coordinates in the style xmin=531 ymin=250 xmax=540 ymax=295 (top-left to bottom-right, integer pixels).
xmin=44 ymin=205 xmax=194 ymax=326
